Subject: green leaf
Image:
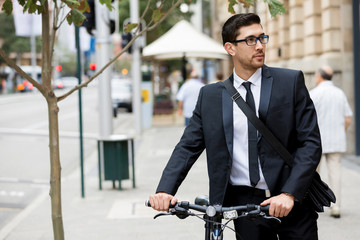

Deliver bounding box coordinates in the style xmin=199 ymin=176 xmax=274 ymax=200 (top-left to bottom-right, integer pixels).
xmin=23 ymin=0 xmax=32 ymax=12
xmin=66 ymin=15 xmax=73 ymax=25
xmin=228 ymin=0 xmax=236 ymax=14
xmin=28 ymin=2 xmax=38 ymax=14
xmin=70 ymin=8 xmax=86 ymax=26
xmin=152 ymin=9 xmax=164 ymax=23
xmin=99 ymin=0 xmax=114 ymax=11
xmin=1 ymin=0 xmax=13 ymax=15
xmin=238 ymin=0 xmax=254 ymax=8
xmin=63 ymin=0 xmax=81 ymax=9
xmin=124 ymin=23 xmax=138 ymax=33
xmin=36 ymin=5 xmax=44 ymax=14
xmin=78 ymin=0 xmax=90 ymax=13
xmin=264 ymin=0 xmax=286 ymax=18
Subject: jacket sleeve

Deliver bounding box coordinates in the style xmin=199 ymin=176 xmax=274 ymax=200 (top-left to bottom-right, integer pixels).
xmin=156 ymin=88 xmax=206 ymax=195
xmin=280 ymin=71 xmax=322 ymax=202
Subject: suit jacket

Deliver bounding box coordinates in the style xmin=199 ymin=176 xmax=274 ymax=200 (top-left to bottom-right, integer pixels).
xmin=156 ymin=65 xmax=322 ymax=205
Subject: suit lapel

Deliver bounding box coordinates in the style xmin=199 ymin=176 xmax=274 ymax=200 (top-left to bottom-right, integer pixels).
xmin=259 ymin=65 xmax=273 ymax=122
xmin=222 ymin=76 xmax=234 ymax=158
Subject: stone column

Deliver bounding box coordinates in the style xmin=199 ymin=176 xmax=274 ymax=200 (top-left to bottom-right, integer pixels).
xmin=303 ymin=0 xmax=322 ymax=58
xmin=266 ymin=14 xmax=279 ymax=63
xmin=288 ymin=0 xmax=304 ymax=68
xmin=277 ymin=0 xmax=290 ymax=67
xmin=301 ymin=0 xmax=322 ymax=87
xmin=340 ymin=0 xmax=355 ymax=154
xmin=321 ymin=0 xmax=342 ymax=65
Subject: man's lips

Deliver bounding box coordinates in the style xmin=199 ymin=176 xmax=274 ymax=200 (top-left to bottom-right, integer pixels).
xmin=254 ymin=54 xmax=264 ymax=59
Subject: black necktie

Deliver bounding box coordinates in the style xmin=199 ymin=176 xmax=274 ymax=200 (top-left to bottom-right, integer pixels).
xmin=243 ymin=81 xmax=260 ymax=186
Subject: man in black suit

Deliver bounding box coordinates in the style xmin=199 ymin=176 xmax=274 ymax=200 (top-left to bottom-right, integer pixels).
xmin=149 ymin=13 xmax=321 ymax=240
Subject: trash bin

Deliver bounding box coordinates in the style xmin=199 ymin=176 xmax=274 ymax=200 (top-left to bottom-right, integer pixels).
xmin=98 ymin=135 xmax=135 ymax=190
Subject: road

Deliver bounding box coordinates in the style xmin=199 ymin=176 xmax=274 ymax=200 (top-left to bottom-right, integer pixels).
xmin=0 ymin=86 xmax=134 ymax=231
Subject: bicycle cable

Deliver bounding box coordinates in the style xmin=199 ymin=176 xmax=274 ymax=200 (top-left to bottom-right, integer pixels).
xmin=192 ymin=213 xmax=245 ymax=240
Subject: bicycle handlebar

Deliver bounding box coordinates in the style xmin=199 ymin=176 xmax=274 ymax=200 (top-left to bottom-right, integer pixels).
xmin=145 ymin=200 xmax=272 ymax=220
xmin=146 ymin=197 xmax=281 ymax=240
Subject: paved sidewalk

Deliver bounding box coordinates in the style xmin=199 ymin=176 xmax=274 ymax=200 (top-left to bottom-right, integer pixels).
xmin=1 ymin=120 xmax=360 ymax=239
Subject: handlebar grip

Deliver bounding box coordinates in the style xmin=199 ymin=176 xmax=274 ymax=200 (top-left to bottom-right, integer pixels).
xmin=145 ymin=200 xmax=177 ymax=208
xmin=260 ymin=205 xmax=270 ymax=213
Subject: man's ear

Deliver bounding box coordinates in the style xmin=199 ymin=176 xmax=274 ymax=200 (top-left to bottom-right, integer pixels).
xmin=224 ymin=42 xmax=235 ymax=56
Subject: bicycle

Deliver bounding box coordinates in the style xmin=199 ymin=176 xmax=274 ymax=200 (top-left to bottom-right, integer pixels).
xmin=146 ymin=195 xmax=281 ymax=240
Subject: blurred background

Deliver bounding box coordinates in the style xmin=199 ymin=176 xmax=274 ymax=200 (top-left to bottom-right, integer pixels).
xmin=0 ymin=1 xmax=356 ymax=154
xmin=0 ymin=1 xmax=359 ymax=239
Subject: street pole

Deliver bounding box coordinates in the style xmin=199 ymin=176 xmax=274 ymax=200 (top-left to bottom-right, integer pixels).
xmin=95 ymin=0 xmax=113 ymax=138
xmin=130 ymin=0 xmax=142 ymax=135
xmin=30 ymin=15 xmax=37 ymax=81
xmin=75 ymin=26 xmax=85 ymax=198
xmin=352 ymin=0 xmax=360 ymax=155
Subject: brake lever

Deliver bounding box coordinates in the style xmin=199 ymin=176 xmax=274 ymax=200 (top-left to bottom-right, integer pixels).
xmin=238 ymin=210 xmax=281 ymax=224
xmin=153 ymin=211 xmax=175 ymax=219
xmin=262 ymin=214 xmax=281 ymax=224
xmin=153 ymin=206 xmax=192 ymax=219
xmin=243 ymin=208 xmax=262 ymax=218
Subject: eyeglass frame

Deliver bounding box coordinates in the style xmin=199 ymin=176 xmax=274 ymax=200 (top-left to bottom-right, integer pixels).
xmin=231 ymin=35 xmax=269 ymax=46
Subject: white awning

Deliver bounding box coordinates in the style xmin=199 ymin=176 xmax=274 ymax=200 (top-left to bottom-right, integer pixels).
xmin=142 ymin=20 xmax=229 ymax=60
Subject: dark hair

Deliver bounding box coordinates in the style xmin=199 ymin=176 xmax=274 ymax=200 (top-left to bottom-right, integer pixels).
xmin=222 ymin=13 xmax=261 ymax=45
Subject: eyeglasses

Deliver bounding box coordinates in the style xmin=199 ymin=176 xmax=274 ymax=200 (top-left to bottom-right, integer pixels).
xmin=231 ymin=35 xmax=269 ymax=46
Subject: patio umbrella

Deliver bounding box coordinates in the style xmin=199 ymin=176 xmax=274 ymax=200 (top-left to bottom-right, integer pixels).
xmin=142 ymin=20 xmax=229 ymax=81
xmin=142 ymin=20 xmax=228 ymax=60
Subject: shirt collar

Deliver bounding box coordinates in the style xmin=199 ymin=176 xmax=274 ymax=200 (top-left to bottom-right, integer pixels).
xmin=233 ymin=68 xmax=262 ymax=89
xmin=318 ymin=80 xmax=334 ymax=87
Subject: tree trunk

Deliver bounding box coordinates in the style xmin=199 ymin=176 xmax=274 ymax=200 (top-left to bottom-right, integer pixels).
xmin=42 ymin=1 xmax=65 ymax=239
xmin=47 ymin=96 xmax=64 ymax=240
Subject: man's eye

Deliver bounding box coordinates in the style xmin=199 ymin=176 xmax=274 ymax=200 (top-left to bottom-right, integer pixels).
xmin=247 ymin=37 xmax=256 ymax=43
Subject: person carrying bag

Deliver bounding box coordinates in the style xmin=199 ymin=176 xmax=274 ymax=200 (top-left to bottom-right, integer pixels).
xmin=223 ymin=77 xmax=336 ymax=212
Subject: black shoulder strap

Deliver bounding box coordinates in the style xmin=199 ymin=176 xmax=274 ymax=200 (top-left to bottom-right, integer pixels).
xmin=223 ymin=77 xmax=294 ymax=167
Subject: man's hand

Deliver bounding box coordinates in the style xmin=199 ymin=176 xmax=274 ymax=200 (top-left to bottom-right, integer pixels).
xmin=260 ymin=193 xmax=294 ymax=218
xmin=149 ymin=192 xmax=178 ymax=212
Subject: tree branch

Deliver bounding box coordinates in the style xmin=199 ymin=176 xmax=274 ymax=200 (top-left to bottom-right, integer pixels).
xmin=140 ymin=0 xmax=151 ymax=20
xmin=0 ymin=48 xmax=45 ymax=95
xmin=147 ymin=0 xmax=183 ymax=31
xmin=55 ymin=2 xmax=71 ymax=31
xmin=50 ymin=1 xmax=60 ymax=64
xmin=57 ymin=0 xmax=183 ymax=102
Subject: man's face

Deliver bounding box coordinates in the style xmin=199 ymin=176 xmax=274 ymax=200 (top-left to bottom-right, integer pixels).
xmin=226 ymin=24 xmax=266 ymax=72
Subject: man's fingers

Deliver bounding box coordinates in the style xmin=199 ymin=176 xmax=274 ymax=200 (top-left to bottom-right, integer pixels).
xmin=262 ymin=194 xmax=294 ymax=217
xmin=149 ymin=195 xmax=160 ymax=210
xmin=170 ymin=197 xmax=178 ymax=206
xmin=149 ymin=193 xmax=175 ymax=211
xmin=260 ymin=199 xmax=270 ymax=206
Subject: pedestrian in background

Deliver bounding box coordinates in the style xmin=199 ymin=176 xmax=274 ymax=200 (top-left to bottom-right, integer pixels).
xmin=216 ymin=72 xmax=224 ymax=82
xmin=310 ymin=65 xmax=352 ymax=219
xmin=176 ymin=69 xmax=204 ymax=126
xmin=150 ymin=13 xmax=321 ymax=240
xmin=210 ymin=71 xmax=224 ymax=84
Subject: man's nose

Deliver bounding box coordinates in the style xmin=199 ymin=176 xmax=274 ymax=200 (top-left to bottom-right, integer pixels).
xmin=255 ymin=40 xmax=264 ymax=49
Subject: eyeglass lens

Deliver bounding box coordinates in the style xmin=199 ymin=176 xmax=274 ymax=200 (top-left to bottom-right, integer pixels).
xmin=246 ymin=36 xmax=268 ymax=45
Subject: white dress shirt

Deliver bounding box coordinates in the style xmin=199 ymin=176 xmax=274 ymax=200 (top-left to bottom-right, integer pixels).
xmin=310 ymin=81 xmax=353 ymax=153
xmin=230 ymin=68 xmax=269 ymax=190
